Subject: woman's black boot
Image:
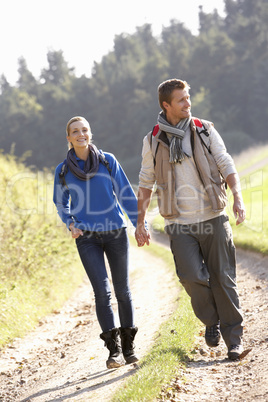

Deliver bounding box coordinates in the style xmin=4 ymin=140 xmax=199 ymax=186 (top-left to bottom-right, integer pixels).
xmin=100 ymin=328 xmax=125 ymax=369
xmin=120 ymin=326 xmax=139 ymax=364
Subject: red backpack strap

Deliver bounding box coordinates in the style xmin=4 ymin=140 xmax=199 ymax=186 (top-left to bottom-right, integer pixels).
xmin=192 ymin=117 xmax=203 ymax=128
xmin=193 ymin=117 xmax=210 ymax=138
xmin=152 ymin=124 xmax=160 ymax=136
xmin=192 ymin=117 xmax=211 ymax=154
xmin=148 ymin=124 xmax=160 ymax=167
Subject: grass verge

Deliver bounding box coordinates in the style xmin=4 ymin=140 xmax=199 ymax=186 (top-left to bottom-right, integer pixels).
xmin=0 ymin=153 xmax=84 ymax=347
xmin=112 ymin=240 xmax=200 ymax=402
xmin=228 ymin=162 xmax=268 ymax=254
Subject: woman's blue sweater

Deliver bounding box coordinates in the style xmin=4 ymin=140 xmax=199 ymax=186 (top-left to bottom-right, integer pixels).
xmin=53 ymin=152 xmax=138 ymax=231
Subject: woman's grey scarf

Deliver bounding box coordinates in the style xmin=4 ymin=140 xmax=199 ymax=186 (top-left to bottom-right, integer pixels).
xmin=66 ymin=144 xmax=100 ymax=180
xmin=157 ymin=111 xmax=191 ymax=163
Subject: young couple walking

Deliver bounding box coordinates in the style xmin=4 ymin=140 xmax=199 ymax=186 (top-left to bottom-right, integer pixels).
xmin=53 ymin=78 xmax=245 ymax=369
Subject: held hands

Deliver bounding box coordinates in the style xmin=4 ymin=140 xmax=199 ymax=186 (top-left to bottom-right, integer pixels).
xmin=233 ymin=193 xmax=246 ymax=226
xmin=69 ymin=223 xmax=83 ymax=238
xmin=135 ymin=224 xmax=151 ymax=247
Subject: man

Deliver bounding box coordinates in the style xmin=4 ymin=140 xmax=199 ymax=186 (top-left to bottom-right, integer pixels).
xmin=135 ymin=78 xmax=246 ymax=360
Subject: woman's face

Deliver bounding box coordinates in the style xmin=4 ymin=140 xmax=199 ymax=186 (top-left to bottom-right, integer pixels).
xmin=67 ymin=119 xmax=91 ymax=149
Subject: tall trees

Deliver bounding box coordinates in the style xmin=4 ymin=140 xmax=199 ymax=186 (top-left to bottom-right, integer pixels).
xmin=40 ymin=50 xmax=75 ymax=89
xmin=161 ymin=20 xmax=195 ymax=81
xmin=223 ymin=0 xmax=268 ymax=140
xmin=0 ymin=85 xmax=42 ymax=158
xmin=17 ymin=57 xmax=38 ymax=95
xmin=0 ymin=0 xmax=267 ymax=181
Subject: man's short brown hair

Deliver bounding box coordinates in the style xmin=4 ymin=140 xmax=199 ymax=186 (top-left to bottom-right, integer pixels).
xmin=158 ymin=79 xmax=190 ymax=112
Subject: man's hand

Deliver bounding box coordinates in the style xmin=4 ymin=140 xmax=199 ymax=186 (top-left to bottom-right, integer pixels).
xmin=69 ymin=222 xmax=83 ymax=238
xmin=226 ymin=173 xmax=246 ymax=226
xmin=135 ymin=223 xmax=151 ymax=247
xmin=135 ymin=187 xmax=153 ymax=246
xmin=233 ymin=193 xmax=246 ymax=226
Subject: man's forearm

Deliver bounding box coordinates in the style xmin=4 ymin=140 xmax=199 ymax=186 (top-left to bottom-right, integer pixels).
xmin=226 ymin=173 xmax=241 ymax=195
xmin=226 ymin=172 xmax=246 ymax=225
xmin=137 ymin=187 xmax=153 ymax=225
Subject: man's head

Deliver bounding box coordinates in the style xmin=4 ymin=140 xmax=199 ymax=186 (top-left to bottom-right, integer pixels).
xmin=158 ymin=79 xmax=190 ymax=112
xmin=158 ymin=79 xmax=191 ymax=125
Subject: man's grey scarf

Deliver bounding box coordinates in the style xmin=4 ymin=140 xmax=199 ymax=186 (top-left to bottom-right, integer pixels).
xmin=66 ymin=144 xmax=100 ymax=180
xmin=157 ymin=111 xmax=191 ymax=163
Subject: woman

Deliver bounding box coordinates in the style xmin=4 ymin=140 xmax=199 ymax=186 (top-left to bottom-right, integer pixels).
xmin=53 ymin=116 xmax=139 ymax=369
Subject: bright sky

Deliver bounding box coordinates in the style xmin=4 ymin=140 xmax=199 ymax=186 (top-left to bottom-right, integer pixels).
xmin=2 ymin=0 xmax=225 ymax=85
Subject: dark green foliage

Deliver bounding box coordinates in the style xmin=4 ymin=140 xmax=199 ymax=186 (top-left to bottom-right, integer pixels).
xmin=0 ymin=0 xmax=267 ymax=182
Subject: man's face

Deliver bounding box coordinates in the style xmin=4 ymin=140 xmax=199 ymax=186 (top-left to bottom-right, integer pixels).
xmin=164 ymin=88 xmax=191 ymax=125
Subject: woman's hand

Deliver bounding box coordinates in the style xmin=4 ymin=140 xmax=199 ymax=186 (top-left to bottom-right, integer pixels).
xmin=69 ymin=222 xmax=83 ymax=238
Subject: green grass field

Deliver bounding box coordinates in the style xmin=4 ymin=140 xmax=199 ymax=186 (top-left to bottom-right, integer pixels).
xmin=229 ymin=153 xmax=268 ymax=254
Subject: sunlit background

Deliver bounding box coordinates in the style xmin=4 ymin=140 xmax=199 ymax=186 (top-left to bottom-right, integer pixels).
xmin=2 ymin=0 xmax=225 ymax=84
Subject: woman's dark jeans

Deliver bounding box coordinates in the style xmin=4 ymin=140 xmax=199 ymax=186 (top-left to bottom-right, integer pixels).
xmin=75 ymin=227 xmax=134 ymax=332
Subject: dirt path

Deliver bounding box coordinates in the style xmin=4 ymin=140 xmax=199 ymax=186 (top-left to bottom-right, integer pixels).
xmin=0 ymin=240 xmax=178 ymax=402
xmin=0 ymin=232 xmax=267 ymax=402
xmin=154 ymin=233 xmax=268 ymax=402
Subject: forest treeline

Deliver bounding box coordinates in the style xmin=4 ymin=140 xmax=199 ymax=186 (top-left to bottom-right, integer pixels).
xmin=0 ymin=0 xmax=267 ymax=182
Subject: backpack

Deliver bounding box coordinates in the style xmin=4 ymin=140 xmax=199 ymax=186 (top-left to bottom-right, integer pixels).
xmin=148 ymin=117 xmax=211 ymax=166
xmin=59 ymin=150 xmax=112 ymax=189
